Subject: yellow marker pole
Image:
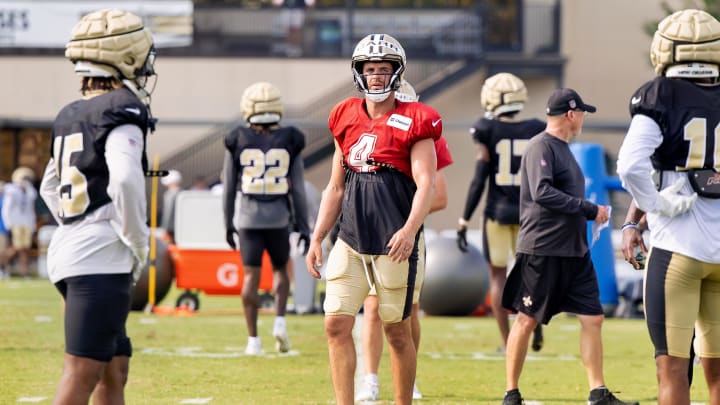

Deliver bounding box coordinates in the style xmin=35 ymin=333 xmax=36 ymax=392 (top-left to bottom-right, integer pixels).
xmin=146 ymin=154 xmax=160 ymax=313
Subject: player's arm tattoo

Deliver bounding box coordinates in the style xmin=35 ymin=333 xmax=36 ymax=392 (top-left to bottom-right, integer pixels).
xmin=316 ymin=229 xmax=328 ymax=240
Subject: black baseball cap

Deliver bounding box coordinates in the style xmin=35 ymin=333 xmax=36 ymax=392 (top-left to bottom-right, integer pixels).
xmin=545 ymin=88 xmax=597 ymax=116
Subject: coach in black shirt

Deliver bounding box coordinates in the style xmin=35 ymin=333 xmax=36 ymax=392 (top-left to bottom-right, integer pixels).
xmin=500 ymin=89 xmax=637 ymax=405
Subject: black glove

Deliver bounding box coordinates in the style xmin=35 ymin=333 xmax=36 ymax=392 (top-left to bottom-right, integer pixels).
xmin=457 ymin=226 xmax=468 ymax=252
xmin=297 ymin=233 xmax=310 ymax=256
xmin=226 ymin=227 xmax=238 ymax=250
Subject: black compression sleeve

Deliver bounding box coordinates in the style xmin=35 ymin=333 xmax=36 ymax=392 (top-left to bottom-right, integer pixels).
xmin=222 ymin=151 xmax=237 ymax=230
xmin=461 ymin=159 xmax=490 ymax=221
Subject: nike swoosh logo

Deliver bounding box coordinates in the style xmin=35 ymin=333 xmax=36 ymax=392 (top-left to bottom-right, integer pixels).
xmin=432 ymin=118 xmax=442 ymax=127
xmin=125 ymin=107 xmax=141 ymax=115
xmin=631 ymin=96 xmax=641 ymax=105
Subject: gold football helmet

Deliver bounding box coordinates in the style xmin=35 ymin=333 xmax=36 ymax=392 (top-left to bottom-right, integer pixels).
xmin=395 ymin=79 xmax=419 ymax=102
xmin=11 ymin=167 xmax=35 ymax=184
xmin=241 ymin=82 xmax=284 ymax=125
xmin=66 ymin=9 xmax=156 ymax=100
xmin=480 ymin=72 xmax=528 ymax=117
xmin=650 ymin=9 xmax=720 ymax=77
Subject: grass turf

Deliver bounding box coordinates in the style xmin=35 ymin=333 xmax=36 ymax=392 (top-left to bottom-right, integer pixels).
xmin=0 ymin=279 xmax=710 ymax=404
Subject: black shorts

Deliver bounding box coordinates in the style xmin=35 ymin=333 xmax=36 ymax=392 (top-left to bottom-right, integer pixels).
xmin=502 ymin=253 xmax=603 ymax=324
xmin=238 ymin=227 xmax=290 ymax=268
xmin=55 ymin=273 xmax=133 ymax=362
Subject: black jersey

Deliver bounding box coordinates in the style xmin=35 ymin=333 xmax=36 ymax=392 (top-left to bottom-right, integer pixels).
xmin=223 ymin=125 xmax=310 ymax=235
xmin=224 ymin=126 xmax=305 ymax=202
xmin=50 ymin=88 xmax=150 ymax=224
xmin=630 ymin=76 xmax=720 ymax=171
xmin=471 ymin=117 xmax=545 ymax=223
xmin=337 ymin=168 xmax=417 ymax=255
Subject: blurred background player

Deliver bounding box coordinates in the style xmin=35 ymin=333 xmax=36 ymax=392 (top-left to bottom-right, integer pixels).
xmin=222 ymin=81 xmax=311 ymax=355
xmin=1 ymin=167 xmax=38 ymax=278
xmin=616 ymin=8 xmax=720 ymax=405
xmin=355 ymin=79 xmax=453 ymax=401
xmin=0 ymin=181 xmax=7 ymax=278
xmin=39 ymin=9 xmax=156 ymax=404
xmin=160 ymin=169 xmax=183 ymax=243
xmin=455 ymin=73 xmax=545 ymax=352
xmin=305 ymin=33 xmax=439 ymax=405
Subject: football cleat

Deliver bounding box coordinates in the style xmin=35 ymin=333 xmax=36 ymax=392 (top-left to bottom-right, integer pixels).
xmin=502 ymin=389 xmax=524 ymax=405
xmin=588 ymin=387 xmax=638 ymax=405
xmin=412 ymin=383 xmax=423 ymax=400
xmin=272 ymin=323 xmax=291 ymax=353
xmin=244 ymin=338 xmax=263 ymax=356
xmin=355 ymin=375 xmax=380 ymax=401
xmin=650 ymin=9 xmax=720 ymax=77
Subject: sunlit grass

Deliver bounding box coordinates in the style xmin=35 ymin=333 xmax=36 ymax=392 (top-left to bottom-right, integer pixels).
xmin=0 ymin=279 xmax=710 ymax=404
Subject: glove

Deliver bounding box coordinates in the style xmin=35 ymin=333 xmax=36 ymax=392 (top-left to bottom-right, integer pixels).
xmin=457 ymin=225 xmax=468 ymax=252
xmin=226 ymin=227 xmax=238 ymax=250
xmin=655 ymin=178 xmax=698 ymax=218
xmin=131 ymin=246 xmax=149 ymax=284
xmin=297 ymin=233 xmax=310 ymax=256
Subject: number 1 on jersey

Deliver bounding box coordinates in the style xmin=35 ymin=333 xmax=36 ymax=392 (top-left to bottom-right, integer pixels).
xmin=495 ymin=138 xmax=529 ymax=186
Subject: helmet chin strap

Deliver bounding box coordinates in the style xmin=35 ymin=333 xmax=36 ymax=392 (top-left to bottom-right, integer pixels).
xmin=365 ymin=90 xmax=392 ymax=103
xmin=123 ymin=78 xmax=153 ymax=106
xmin=122 ymin=78 xmax=157 ymax=133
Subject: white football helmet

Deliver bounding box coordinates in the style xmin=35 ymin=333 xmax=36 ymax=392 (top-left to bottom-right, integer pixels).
xmin=395 ymin=79 xmax=419 ymax=102
xmin=480 ymin=72 xmax=528 ymax=117
xmin=650 ymin=9 xmax=720 ymax=78
xmin=351 ymin=34 xmax=406 ymax=102
xmin=65 ymin=9 xmax=157 ymax=101
xmin=241 ymin=82 xmax=283 ymax=125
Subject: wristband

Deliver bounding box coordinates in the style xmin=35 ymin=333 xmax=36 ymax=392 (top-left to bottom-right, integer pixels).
xmin=621 ymin=221 xmax=639 ymax=232
xmin=458 ymin=217 xmax=469 ymax=227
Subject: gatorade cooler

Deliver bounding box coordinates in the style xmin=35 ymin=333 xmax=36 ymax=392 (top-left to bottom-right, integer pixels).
xmin=168 ymin=190 xmax=274 ymax=310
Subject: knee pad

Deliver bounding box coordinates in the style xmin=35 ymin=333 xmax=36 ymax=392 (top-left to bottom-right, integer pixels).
xmin=377 ymin=303 xmax=404 ymax=324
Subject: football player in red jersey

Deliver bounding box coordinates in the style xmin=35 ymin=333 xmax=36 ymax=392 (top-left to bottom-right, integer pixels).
xmin=39 ymin=9 xmax=156 ymax=404
xmin=355 ymin=79 xmax=452 ymax=402
xmin=617 ymin=9 xmax=720 ymax=405
xmin=305 ymin=34 xmax=440 ymax=405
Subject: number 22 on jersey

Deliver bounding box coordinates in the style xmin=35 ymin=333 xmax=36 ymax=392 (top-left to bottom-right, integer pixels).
xmin=240 ymin=148 xmax=290 ymax=194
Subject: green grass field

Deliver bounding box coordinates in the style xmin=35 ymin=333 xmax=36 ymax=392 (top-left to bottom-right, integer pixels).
xmin=0 ymin=279 xmax=710 ymax=404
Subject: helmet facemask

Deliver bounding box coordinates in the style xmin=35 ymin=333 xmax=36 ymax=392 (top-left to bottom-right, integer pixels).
xmin=123 ymin=46 xmax=158 ymax=106
xmin=351 ymin=34 xmax=407 ymax=103
xmin=352 ymin=60 xmax=405 ymax=102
